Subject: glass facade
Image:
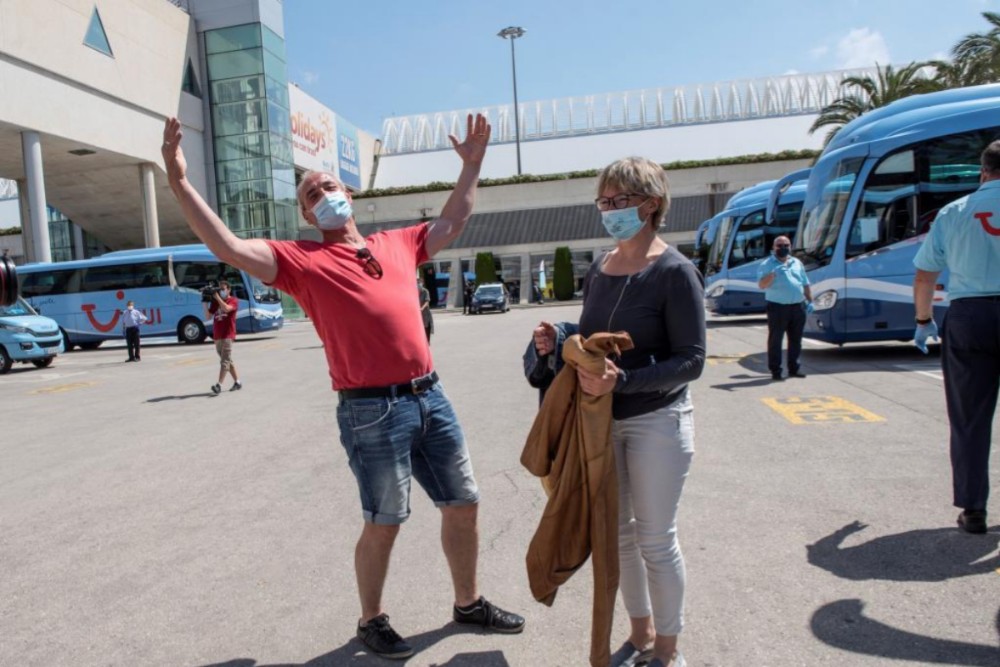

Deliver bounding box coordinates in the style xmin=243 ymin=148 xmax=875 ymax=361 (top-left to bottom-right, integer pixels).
xmin=46 ymin=207 xmax=74 ymax=263
xmin=205 ymin=23 xmax=297 ymax=243
xmin=44 ymin=207 xmax=109 ymax=261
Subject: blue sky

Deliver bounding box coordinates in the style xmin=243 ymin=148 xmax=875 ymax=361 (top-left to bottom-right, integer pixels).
xmin=283 ymin=0 xmax=998 ymax=136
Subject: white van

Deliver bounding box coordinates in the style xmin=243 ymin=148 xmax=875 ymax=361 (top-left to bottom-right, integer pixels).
xmin=0 ymin=296 xmax=64 ymax=373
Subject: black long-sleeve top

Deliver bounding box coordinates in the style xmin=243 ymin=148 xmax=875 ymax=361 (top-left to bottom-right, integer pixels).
xmin=579 ymin=247 xmax=706 ymax=420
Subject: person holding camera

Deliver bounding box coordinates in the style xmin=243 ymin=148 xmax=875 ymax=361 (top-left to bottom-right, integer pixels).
xmin=162 ymin=113 xmax=523 ymax=660
xmin=204 ymin=280 xmax=241 ymax=394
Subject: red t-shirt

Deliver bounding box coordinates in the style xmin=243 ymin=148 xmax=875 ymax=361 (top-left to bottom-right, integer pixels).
xmin=209 ymin=296 xmax=238 ymax=339
xmin=265 ymin=225 xmax=432 ymax=390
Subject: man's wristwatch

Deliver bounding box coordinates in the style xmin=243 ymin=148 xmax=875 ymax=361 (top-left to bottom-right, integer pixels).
xmin=915 ymin=316 xmax=933 ymax=325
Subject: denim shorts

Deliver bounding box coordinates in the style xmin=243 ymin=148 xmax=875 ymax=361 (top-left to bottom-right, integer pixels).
xmin=335 ymin=382 xmax=480 ymax=525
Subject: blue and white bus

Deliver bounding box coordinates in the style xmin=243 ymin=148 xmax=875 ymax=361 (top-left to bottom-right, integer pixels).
xmin=703 ymin=174 xmax=808 ymax=314
xmin=789 ymin=83 xmax=1000 ymax=344
xmin=17 ymin=244 xmax=283 ymax=349
xmin=693 ymin=181 xmax=776 ymax=276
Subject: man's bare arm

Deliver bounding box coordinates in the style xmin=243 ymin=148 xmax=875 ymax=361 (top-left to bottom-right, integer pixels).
xmin=425 ymin=114 xmax=491 ymax=258
xmin=162 ymin=118 xmax=278 ymax=283
xmin=913 ymin=269 xmax=940 ymax=321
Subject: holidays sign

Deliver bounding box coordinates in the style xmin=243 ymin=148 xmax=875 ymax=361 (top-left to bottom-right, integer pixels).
xmin=289 ymin=86 xmax=366 ymax=190
xmin=289 ymin=85 xmax=337 ymax=175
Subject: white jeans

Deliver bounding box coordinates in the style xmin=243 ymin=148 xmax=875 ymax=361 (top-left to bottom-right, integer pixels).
xmin=612 ymin=390 xmax=694 ymax=637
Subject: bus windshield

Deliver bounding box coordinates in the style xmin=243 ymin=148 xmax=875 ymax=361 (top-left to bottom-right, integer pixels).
xmin=248 ymin=274 xmax=281 ymax=303
xmin=705 ymin=214 xmax=737 ymax=276
xmin=796 ymin=156 xmax=865 ymax=268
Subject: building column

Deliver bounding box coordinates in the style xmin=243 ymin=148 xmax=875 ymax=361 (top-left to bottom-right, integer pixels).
xmin=519 ymin=252 xmax=532 ymax=302
xmin=21 ymin=132 xmax=51 ymax=263
xmin=15 ymin=179 xmax=34 ymax=263
xmin=139 ymin=163 xmax=160 ymax=248
xmin=447 ymin=258 xmax=462 ymax=309
xmin=72 ymin=223 xmax=85 ymax=260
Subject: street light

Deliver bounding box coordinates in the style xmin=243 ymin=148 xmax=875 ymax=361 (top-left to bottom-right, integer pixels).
xmin=497 ymin=25 xmax=525 ymax=176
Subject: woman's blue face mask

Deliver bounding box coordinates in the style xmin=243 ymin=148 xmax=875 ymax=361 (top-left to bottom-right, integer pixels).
xmin=600 ymin=204 xmax=648 ymax=241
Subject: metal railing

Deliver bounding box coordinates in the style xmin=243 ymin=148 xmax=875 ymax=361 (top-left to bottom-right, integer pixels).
xmin=380 ymin=67 xmax=882 ymax=155
xmin=0 ymin=179 xmax=17 ymax=200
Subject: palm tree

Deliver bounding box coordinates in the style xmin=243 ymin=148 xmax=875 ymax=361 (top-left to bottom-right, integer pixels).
xmin=949 ymin=11 xmax=1000 ymax=85
xmin=810 ymin=62 xmax=938 ymax=146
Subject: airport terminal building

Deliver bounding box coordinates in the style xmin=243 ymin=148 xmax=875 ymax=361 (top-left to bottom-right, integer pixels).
xmin=0 ymin=0 xmax=870 ymax=305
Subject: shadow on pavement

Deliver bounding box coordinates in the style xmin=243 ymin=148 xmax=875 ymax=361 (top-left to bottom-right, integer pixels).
xmin=810 ymin=599 xmax=1000 ymax=665
xmin=807 ymin=520 xmax=1000 ymax=582
xmin=146 ymin=392 xmax=217 ymax=402
xmin=707 ymin=316 xmax=767 ymax=328
xmin=196 ymin=624 xmax=510 ymax=667
xmin=709 ymin=373 xmax=776 ymax=391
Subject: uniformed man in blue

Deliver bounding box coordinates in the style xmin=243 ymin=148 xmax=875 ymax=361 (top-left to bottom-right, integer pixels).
xmin=757 ymin=235 xmax=813 ymax=381
xmin=913 ymin=139 xmax=1000 ymax=535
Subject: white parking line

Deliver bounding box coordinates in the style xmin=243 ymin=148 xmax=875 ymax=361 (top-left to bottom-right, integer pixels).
xmin=893 ymin=363 xmax=944 ymax=381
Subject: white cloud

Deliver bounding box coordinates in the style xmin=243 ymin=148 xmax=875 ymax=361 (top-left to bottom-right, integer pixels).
xmin=302 ymin=70 xmax=319 ymax=85
xmin=835 ymin=28 xmax=891 ymax=69
xmin=783 ymin=69 xmax=800 ymax=76
xmin=809 ymin=45 xmax=829 ymax=59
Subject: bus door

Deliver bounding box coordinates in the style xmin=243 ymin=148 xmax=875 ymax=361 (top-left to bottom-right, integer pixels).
xmin=842 ymin=148 xmax=924 ymax=340
xmin=722 ymin=209 xmax=769 ymax=313
xmin=843 ymin=135 xmax=984 ymax=341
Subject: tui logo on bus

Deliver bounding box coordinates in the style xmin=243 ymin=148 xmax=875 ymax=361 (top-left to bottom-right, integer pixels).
xmin=81 ymin=290 xmax=163 ymax=332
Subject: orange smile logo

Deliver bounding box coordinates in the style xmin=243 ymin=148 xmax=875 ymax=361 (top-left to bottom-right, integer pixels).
xmin=975 ymin=212 xmax=1000 ymax=237
xmin=81 ymin=290 xmax=124 ymax=332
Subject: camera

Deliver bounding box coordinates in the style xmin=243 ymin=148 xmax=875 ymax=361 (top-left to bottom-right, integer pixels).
xmin=200 ymin=282 xmax=222 ymax=303
xmin=1 ymin=257 xmax=17 ymax=307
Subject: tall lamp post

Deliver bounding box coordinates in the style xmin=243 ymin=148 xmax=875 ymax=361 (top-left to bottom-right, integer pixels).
xmin=497 ymin=26 xmax=525 ymax=176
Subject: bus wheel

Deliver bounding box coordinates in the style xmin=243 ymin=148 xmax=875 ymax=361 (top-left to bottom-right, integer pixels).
xmin=32 ymin=357 xmax=54 ymax=368
xmin=179 ymin=317 xmax=206 ymax=344
xmin=0 ymin=347 xmax=11 ymax=374
xmin=78 ymin=342 xmax=102 ymax=351
xmin=60 ymin=328 xmax=75 ymax=351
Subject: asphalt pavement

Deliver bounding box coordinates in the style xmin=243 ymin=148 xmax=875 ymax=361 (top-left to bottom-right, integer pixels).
xmin=1 ymin=304 xmax=997 ymax=666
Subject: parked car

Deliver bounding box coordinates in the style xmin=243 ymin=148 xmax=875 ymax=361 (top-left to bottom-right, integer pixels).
xmin=0 ymin=296 xmax=64 ymax=373
xmin=470 ymin=283 xmax=510 ymax=314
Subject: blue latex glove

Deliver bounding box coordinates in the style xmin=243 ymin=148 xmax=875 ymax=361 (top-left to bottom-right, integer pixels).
xmin=914 ymin=320 xmax=939 ymax=354
xmin=805 ymin=301 xmax=815 ymax=315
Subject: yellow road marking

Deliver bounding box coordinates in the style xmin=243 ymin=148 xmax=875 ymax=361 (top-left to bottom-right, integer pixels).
xmin=30 ymin=382 xmax=97 ymax=394
xmin=706 ymin=354 xmax=746 ymax=366
xmin=173 ymin=359 xmax=208 ymax=366
xmin=762 ymin=396 xmax=885 ymax=424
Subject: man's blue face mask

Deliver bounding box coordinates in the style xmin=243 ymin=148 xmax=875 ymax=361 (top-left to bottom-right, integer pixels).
xmin=311 ymin=191 xmax=353 ymax=230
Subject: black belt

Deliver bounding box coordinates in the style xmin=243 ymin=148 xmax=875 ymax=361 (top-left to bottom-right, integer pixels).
xmin=339 ymin=371 xmax=438 ymax=400
xmin=959 ymin=295 xmax=1000 ymax=302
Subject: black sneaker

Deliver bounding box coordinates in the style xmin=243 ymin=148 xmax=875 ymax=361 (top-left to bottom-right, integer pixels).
xmin=357 ymin=614 xmax=413 ymax=659
xmin=211 ymin=384 xmax=221 ymax=395
xmin=958 ymin=510 xmax=988 ymax=534
xmin=771 ymin=372 xmax=784 ymax=382
xmin=453 ymin=596 xmax=525 ymax=634
xmin=789 ymin=370 xmax=807 ymax=378
xmin=230 ymin=381 xmax=242 ymax=391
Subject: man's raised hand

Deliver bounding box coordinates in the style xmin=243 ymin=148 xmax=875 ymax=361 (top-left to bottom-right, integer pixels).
xmin=162 ymin=117 xmax=188 ymax=184
xmin=448 ymin=114 xmax=491 ymax=166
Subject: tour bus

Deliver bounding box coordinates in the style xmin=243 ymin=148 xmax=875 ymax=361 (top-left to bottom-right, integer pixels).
xmin=789 ymin=83 xmax=1000 ymax=344
xmin=693 ymin=180 xmax=777 ymax=276
xmin=17 ymin=244 xmax=283 ymax=349
xmin=703 ymin=174 xmax=808 ymax=314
